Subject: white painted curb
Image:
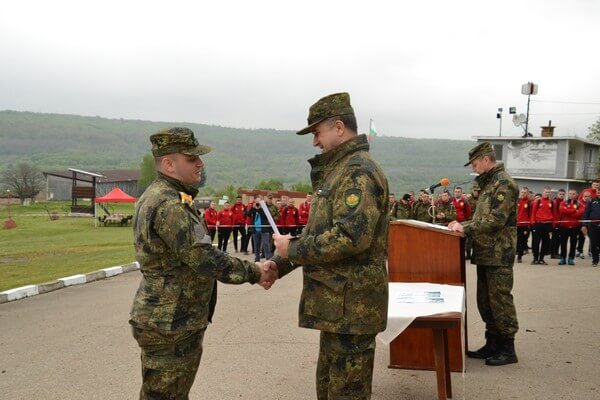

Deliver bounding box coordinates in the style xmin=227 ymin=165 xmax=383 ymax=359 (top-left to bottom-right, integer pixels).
xmin=59 ymin=274 xmax=87 ymax=286
xmin=3 ymin=285 xmax=39 ymax=301
xmin=102 ymin=266 xmax=124 ymax=277
xmin=0 ymin=262 xmax=140 ymax=304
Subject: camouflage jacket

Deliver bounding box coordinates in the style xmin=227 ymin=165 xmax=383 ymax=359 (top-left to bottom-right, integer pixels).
xmin=130 ymin=172 xmax=261 ymax=332
xmin=462 ymin=164 xmax=518 ymax=266
xmin=467 ymin=194 xmax=479 ymax=219
xmin=273 ymin=134 xmax=389 ymax=335
xmin=395 ymin=202 xmax=412 ymax=220
xmin=411 ymin=201 xmax=433 ymax=223
xmin=434 ymin=200 xmax=456 ymax=224
xmin=388 ymin=201 xmax=398 ymax=221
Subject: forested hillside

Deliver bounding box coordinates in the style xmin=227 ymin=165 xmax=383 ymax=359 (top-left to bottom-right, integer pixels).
xmin=0 ymin=110 xmax=476 ymax=193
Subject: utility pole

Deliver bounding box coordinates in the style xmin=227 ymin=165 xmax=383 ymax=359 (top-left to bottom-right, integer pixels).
xmin=521 ymin=82 xmax=538 ymax=137
xmin=497 ymin=107 xmax=503 ymax=136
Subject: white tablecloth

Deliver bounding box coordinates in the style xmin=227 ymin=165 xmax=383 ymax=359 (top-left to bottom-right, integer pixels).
xmin=377 ymin=282 xmax=465 ymax=344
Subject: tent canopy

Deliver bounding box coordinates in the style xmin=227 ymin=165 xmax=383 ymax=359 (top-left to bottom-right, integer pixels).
xmin=95 ymin=187 xmax=137 ymax=203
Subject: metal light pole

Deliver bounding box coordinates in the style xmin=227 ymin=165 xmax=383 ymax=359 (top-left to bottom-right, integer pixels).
xmin=497 ymin=107 xmax=503 ymax=136
xmin=521 ymin=82 xmax=538 ymax=137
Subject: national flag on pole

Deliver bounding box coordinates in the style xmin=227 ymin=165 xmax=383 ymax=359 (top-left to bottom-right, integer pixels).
xmin=368 ymin=119 xmax=378 ymax=141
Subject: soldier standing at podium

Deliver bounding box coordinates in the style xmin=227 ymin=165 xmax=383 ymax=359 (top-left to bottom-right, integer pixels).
xmin=449 ymin=142 xmax=520 ymax=366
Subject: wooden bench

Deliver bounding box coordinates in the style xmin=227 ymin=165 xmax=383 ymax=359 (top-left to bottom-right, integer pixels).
xmin=101 ymin=214 xmax=132 ymax=226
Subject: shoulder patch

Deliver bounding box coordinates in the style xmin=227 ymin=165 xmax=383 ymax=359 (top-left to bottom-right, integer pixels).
xmin=345 ymin=189 xmax=362 ymax=208
xmin=179 ymin=192 xmax=193 ymax=205
xmin=497 ymin=194 xmax=504 ymax=202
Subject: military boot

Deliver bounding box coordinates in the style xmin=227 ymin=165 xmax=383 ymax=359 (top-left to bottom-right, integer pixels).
xmin=485 ymin=337 xmax=518 ymax=366
xmin=467 ymin=331 xmax=498 ymax=359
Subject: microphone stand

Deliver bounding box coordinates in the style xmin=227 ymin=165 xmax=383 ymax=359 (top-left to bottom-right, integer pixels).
xmin=428 ymin=187 xmax=437 ymax=225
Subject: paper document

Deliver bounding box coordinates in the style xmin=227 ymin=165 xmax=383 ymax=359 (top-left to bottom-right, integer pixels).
xmin=395 ymin=290 xmax=445 ymax=303
xmin=259 ymin=200 xmax=280 ymax=235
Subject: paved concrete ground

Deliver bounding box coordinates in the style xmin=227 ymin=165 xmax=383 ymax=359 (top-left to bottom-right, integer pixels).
xmin=1 ymin=252 xmax=599 ymax=400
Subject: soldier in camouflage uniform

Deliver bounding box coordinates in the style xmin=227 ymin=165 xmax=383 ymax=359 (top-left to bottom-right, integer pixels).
xmin=434 ymin=190 xmax=456 ymax=225
xmin=388 ymin=193 xmax=399 ymax=221
xmin=268 ymin=93 xmax=389 ymax=399
xmin=411 ymin=190 xmax=433 ymax=222
xmin=449 ymin=142 xmax=519 ymax=366
xmin=129 ymin=127 xmax=277 ymax=399
xmin=395 ymin=194 xmax=412 ymax=220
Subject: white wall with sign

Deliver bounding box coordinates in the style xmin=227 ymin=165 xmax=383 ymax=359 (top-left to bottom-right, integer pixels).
xmin=506 ymin=140 xmax=557 ymax=175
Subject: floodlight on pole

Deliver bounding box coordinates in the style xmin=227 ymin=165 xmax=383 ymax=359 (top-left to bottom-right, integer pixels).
xmin=521 ymin=82 xmax=538 ymax=137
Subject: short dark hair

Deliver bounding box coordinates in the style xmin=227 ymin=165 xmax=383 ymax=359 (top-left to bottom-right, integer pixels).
xmin=326 ymin=114 xmax=358 ymax=134
xmin=483 ymin=152 xmax=496 ymax=162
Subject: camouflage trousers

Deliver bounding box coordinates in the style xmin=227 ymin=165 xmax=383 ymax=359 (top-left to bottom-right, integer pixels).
xmin=316 ymin=331 xmax=376 ymax=400
xmin=476 ymin=265 xmax=519 ymax=338
xmin=132 ymin=325 xmax=206 ymax=400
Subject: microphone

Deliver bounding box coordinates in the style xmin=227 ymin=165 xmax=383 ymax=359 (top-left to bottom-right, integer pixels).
xmin=429 ymin=178 xmax=450 ymax=193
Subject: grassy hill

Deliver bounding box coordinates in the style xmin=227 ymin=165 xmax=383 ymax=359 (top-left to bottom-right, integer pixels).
xmin=0 ymin=110 xmax=476 ymax=193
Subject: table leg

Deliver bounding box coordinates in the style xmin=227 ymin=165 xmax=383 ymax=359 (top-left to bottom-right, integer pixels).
xmin=443 ymin=329 xmax=452 ymax=398
xmin=432 ymin=328 xmax=452 ymax=399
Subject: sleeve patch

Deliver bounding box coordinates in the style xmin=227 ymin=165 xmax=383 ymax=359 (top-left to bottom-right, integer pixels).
xmin=497 ymin=194 xmax=505 ymax=202
xmin=345 ymin=189 xmax=362 ymax=208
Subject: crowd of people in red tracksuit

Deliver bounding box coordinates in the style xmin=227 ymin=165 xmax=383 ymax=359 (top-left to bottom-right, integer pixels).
xmin=517 ymin=180 xmax=600 ymax=266
xmin=201 ymin=192 xmax=312 ymax=258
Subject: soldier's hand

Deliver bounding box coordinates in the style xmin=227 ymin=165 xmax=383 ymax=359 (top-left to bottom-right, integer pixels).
xmin=257 ymin=260 xmax=278 ymax=290
xmin=273 ymin=233 xmax=293 ymax=259
xmin=448 ymin=220 xmax=464 ymax=232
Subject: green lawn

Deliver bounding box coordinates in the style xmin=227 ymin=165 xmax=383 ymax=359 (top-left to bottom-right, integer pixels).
xmin=0 ymin=201 xmax=136 ymax=292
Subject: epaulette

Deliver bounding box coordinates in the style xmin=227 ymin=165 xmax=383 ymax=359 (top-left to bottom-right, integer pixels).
xmin=179 ymin=192 xmax=193 ymax=206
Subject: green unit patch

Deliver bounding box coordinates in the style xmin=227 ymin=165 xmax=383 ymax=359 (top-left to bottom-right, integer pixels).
xmin=345 ymin=189 xmax=362 ymax=208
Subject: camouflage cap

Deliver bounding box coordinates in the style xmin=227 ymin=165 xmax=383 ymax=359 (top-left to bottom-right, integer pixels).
xmin=296 ymin=92 xmax=355 ymax=135
xmin=150 ymin=127 xmax=212 ymax=157
xmin=464 ymin=142 xmax=494 ymax=166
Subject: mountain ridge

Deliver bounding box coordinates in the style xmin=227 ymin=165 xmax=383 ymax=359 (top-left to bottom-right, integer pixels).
xmin=0 ymin=110 xmax=476 ymax=193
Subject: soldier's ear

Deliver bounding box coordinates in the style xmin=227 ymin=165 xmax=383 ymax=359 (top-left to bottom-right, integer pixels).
xmin=334 ymin=119 xmax=345 ymax=136
xmin=160 ymin=155 xmax=177 ymax=173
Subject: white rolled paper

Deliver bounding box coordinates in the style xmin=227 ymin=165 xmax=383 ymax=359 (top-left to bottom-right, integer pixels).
xmin=259 ymin=200 xmax=280 ymax=235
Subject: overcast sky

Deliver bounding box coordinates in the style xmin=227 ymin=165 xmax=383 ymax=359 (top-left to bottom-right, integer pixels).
xmin=1 ymin=0 xmax=599 ymax=140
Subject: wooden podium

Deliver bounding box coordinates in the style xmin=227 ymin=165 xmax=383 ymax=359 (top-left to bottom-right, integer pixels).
xmin=387 ymin=219 xmax=466 ymax=372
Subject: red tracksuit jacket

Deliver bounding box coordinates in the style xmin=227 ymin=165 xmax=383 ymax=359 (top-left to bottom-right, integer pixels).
xmin=530 ymin=197 xmax=554 ymax=224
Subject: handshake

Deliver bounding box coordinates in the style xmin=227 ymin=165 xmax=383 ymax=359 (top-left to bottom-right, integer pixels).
xmin=256 ymin=260 xmax=279 ymax=290
xmin=254 ymin=233 xmax=293 ymax=290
